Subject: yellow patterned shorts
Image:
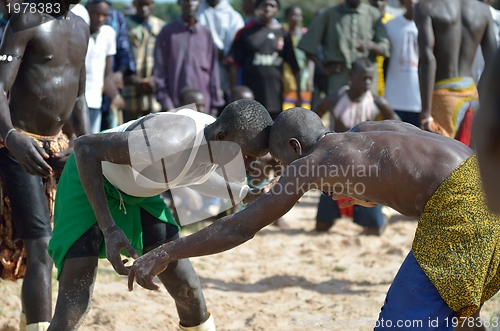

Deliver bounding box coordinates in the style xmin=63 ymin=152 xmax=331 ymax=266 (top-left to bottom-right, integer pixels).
xmin=412 ymin=155 xmax=500 ymax=317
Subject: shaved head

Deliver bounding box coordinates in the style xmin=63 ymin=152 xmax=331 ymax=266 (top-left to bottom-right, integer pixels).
xmin=270 ymin=108 xmax=327 ymax=162
xmin=212 ymin=99 xmax=274 ymax=153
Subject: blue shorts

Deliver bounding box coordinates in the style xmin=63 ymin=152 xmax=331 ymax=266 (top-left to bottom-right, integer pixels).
xmin=374 ymin=251 xmax=455 ymax=331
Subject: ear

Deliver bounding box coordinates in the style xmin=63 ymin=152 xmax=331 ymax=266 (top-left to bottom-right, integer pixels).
xmin=289 ymin=138 xmax=302 ymax=155
xmin=216 ymin=132 xmax=226 ymax=141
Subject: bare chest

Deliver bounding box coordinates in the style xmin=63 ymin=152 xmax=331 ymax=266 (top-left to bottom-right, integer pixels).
xmin=23 ymin=18 xmax=87 ymax=67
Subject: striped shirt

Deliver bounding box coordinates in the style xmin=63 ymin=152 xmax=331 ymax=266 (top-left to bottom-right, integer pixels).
xmin=123 ymin=15 xmax=165 ymax=115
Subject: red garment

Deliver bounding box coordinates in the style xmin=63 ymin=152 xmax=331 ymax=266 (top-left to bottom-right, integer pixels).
xmin=337 ymin=197 xmax=354 ymax=218
xmin=455 ymin=103 xmax=473 ymax=146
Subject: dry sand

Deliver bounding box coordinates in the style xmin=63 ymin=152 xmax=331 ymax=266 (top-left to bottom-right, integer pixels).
xmin=1 ymin=191 xmax=499 ymax=331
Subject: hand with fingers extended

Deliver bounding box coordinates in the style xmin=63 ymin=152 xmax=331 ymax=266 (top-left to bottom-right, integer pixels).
xmin=103 ymin=225 xmax=139 ymax=276
xmin=128 ymin=245 xmax=170 ymax=291
xmin=324 ymin=192 xmax=378 ymax=208
xmin=241 ymin=178 xmax=280 ymax=204
xmin=47 ymin=147 xmax=73 ymax=173
xmin=264 ymin=176 xmax=281 ymax=193
xmin=5 ymin=130 xmax=53 ymax=177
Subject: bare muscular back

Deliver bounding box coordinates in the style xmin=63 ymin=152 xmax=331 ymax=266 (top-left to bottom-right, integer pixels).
xmin=307 ymin=121 xmax=473 ymax=217
xmin=417 ymin=0 xmax=495 ymax=81
xmin=3 ymin=11 xmax=88 ymax=135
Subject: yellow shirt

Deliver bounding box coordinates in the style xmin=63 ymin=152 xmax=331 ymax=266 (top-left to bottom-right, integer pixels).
xmin=376 ymin=12 xmax=394 ymax=96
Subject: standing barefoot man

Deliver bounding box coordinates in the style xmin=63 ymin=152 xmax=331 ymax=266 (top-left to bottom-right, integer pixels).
xmin=415 ymin=0 xmax=497 ymax=145
xmin=0 ymin=1 xmax=91 ymax=330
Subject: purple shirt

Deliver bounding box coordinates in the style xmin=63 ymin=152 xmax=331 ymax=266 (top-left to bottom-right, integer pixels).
xmin=154 ymin=18 xmax=224 ymax=113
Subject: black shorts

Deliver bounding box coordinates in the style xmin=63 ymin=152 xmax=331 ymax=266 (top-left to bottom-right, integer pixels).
xmin=0 ymin=147 xmax=52 ymax=239
xmin=65 ymin=208 xmax=179 ymax=258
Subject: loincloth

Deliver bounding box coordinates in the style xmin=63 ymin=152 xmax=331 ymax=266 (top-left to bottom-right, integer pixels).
xmin=412 ymin=155 xmax=500 ymax=317
xmin=431 ymin=77 xmax=479 ymax=139
xmin=0 ymin=129 xmax=69 ymax=281
xmin=48 ymin=154 xmax=178 ymax=280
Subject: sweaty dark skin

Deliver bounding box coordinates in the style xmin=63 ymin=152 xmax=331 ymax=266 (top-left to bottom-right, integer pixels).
xmin=0 ymin=0 xmax=91 ymax=177
xmin=127 ymin=111 xmax=472 ymax=290
xmin=0 ymin=0 xmax=91 ymax=325
xmin=415 ymin=0 xmax=497 ymax=129
xmin=126 ymin=110 xmax=493 ymax=325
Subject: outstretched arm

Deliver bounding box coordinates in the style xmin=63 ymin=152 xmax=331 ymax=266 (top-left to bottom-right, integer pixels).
xmin=74 ymin=133 xmax=139 ymax=274
xmin=189 ymin=170 xmax=266 ymax=204
xmin=128 ymin=171 xmax=307 ymax=290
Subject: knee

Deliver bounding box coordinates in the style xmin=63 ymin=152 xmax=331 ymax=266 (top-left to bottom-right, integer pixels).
xmin=175 ymin=283 xmax=201 ymax=304
xmin=164 ymin=262 xmax=203 ymax=302
xmin=25 ymin=238 xmax=53 ymax=268
xmin=175 ymin=273 xmax=203 ymax=301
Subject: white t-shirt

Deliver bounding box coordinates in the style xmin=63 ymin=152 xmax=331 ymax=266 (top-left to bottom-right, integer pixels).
xmin=101 ymin=109 xmax=217 ymax=197
xmin=85 ymin=25 xmax=116 ymax=109
xmin=384 ymin=15 xmax=421 ymax=113
xmin=69 ymin=4 xmax=90 ymax=25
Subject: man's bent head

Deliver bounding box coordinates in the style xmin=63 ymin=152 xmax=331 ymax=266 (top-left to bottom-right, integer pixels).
xmin=270 ymin=108 xmax=327 ymax=167
xmin=209 ymin=99 xmax=273 ymax=163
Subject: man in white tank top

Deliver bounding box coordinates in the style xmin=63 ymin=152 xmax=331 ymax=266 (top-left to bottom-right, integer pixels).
xmin=47 ymin=100 xmax=273 ymax=331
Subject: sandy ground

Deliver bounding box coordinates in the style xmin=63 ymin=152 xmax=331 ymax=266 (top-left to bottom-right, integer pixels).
xmin=0 ymin=191 xmax=499 ymax=331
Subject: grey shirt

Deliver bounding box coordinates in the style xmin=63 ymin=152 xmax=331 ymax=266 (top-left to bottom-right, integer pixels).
xmin=298 ymin=2 xmax=390 ymax=68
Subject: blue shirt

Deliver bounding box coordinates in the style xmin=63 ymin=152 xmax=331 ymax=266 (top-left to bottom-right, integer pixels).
xmin=106 ymin=8 xmax=135 ymax=74
xmin=101 ymin=8 xmax=136 ymax=118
